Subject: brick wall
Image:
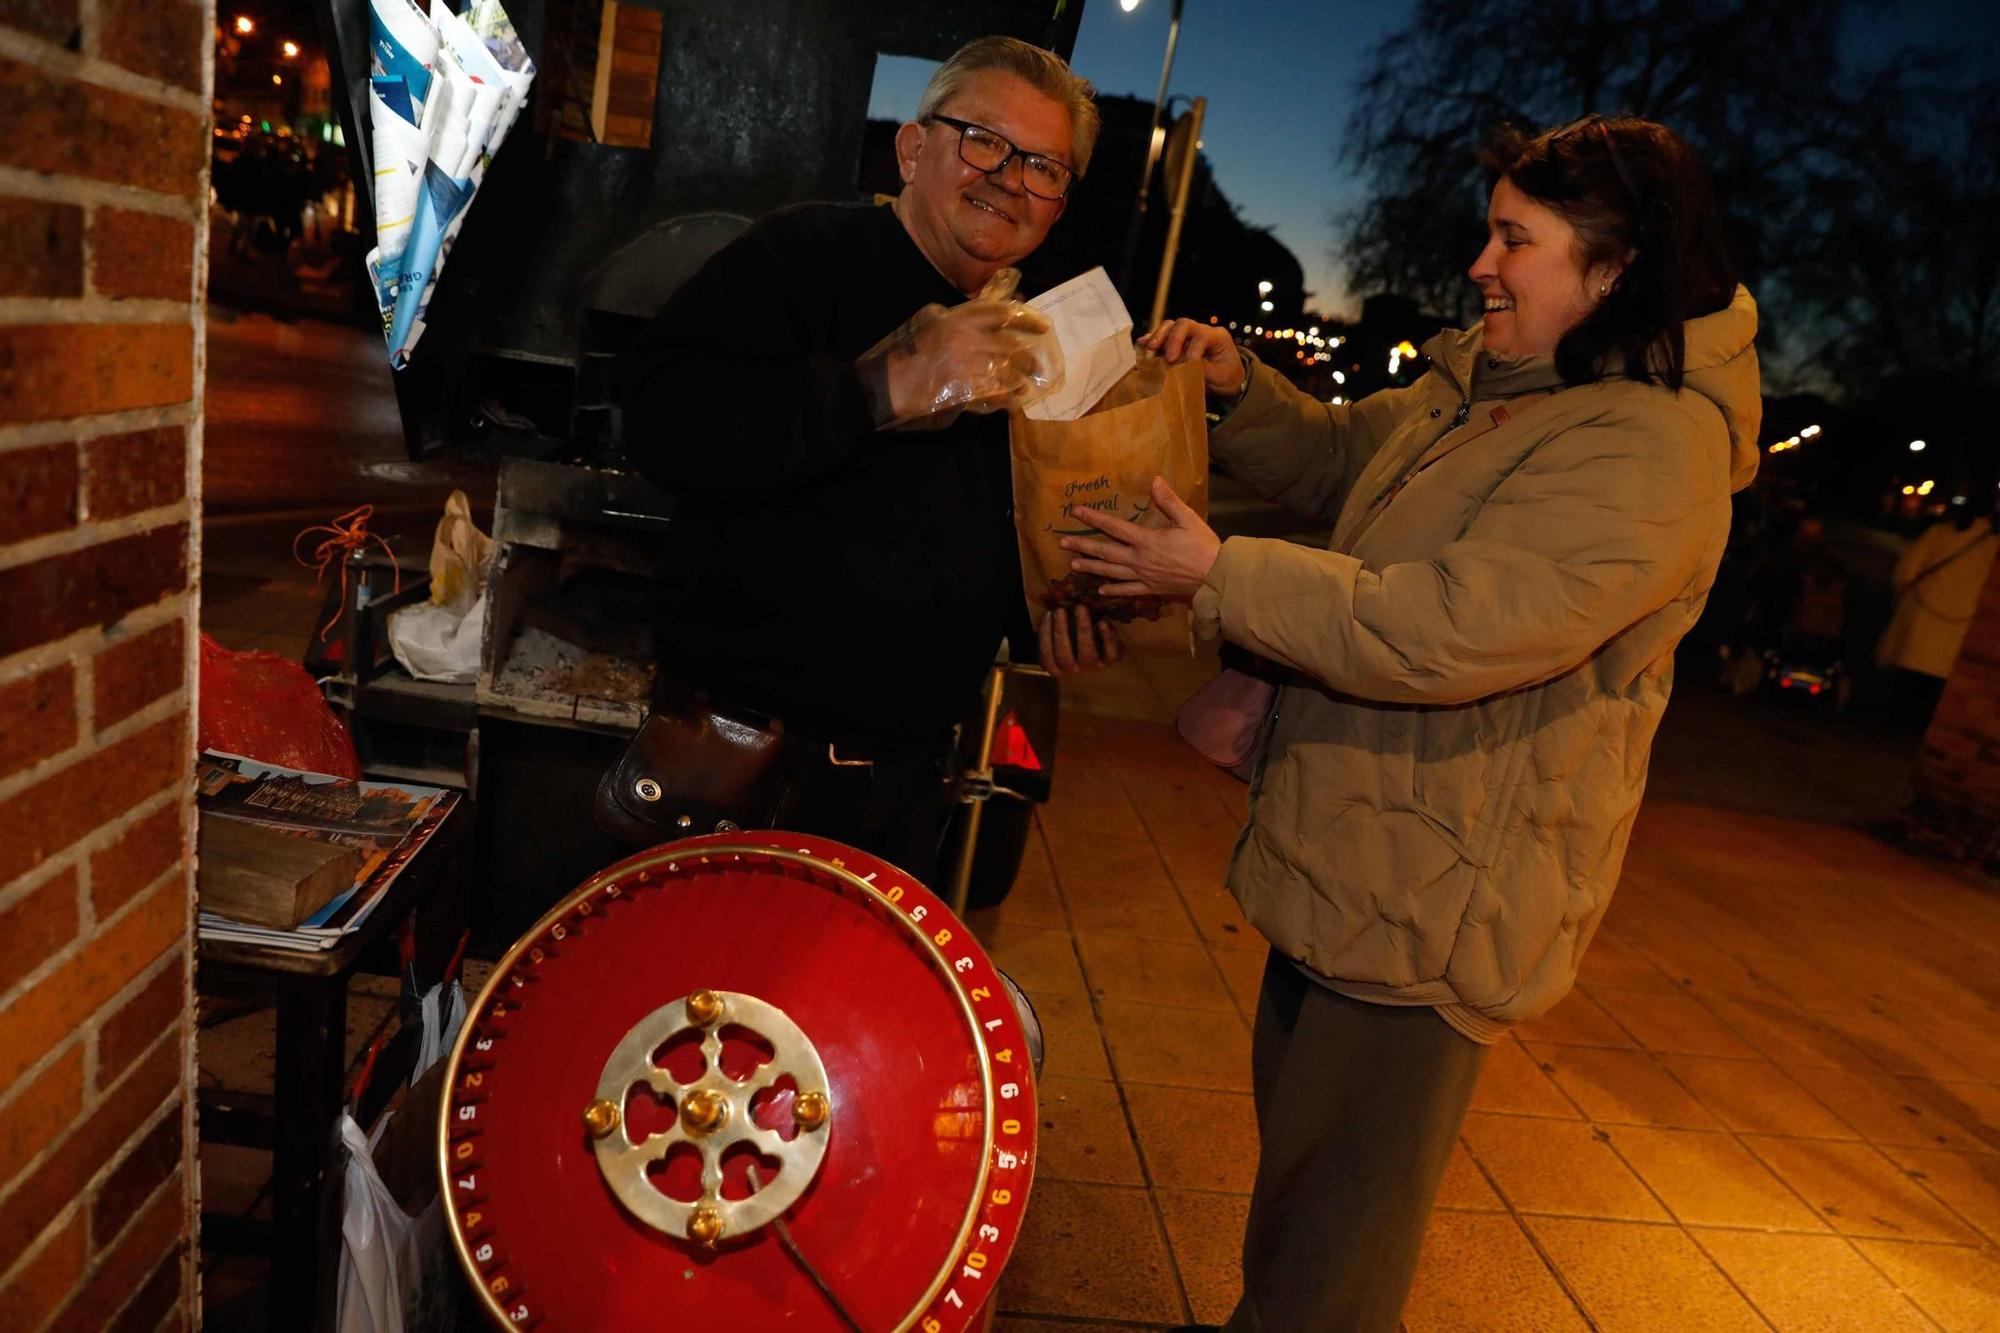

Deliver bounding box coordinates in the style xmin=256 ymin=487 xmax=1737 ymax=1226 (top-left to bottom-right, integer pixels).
xmin=1911 ymin=556 xmax=2000 ymax=867
xmin=0 ymin=2 xmax=208 ymax=1330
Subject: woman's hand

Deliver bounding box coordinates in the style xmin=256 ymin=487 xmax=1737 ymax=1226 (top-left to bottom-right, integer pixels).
xmin=1038 ymin=605 xmax=1124 ymax=678
xmin=1059 ymin=476 xmax=1221 ymax=601
xmin=1137 ymin=317 xmax=1244 ymax=399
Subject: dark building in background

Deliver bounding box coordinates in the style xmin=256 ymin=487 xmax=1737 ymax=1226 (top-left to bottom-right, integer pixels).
xmin=214 ymin=6 xmax=333 ymax=137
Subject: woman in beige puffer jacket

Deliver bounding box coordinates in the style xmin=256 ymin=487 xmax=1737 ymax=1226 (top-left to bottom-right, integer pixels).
xmin=1063 ymin=115 xmax=1758 ymax=1333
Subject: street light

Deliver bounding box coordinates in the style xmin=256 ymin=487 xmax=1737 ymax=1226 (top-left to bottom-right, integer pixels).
xmin=234 ymin=14 xmax=253 ymax=33
xmin=1910 ymin=439 xmax=1927 ymax=452
xmin=282 ymin=40 xmax=299 ymax=57
xmin=1116 ymin=0 xmax=1187 ymax=294
xmin=1258 ymin=280 xmax=1273 ymax=296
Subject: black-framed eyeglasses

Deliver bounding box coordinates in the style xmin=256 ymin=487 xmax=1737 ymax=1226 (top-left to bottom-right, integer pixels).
xmin=927 ymin=115 xmax=1077 ymax=200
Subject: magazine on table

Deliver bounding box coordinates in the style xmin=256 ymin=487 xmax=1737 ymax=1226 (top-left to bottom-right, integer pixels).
xmin=196 ymin=752 xmax=459 ymax=950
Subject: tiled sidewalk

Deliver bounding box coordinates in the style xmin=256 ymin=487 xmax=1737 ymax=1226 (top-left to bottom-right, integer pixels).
xmin=972 ymin=656 xmax=2000 ymax=1332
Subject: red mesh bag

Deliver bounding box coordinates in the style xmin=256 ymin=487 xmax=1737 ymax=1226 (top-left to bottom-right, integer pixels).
xmin=198 ymin=634 xmax=361 ymax=779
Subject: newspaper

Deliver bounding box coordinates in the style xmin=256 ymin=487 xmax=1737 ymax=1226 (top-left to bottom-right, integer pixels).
xmin=368 ymin=0 xmax=437 ymax=119
xmin=197 ymin=752 xmax=459 ymax=951
xmin=359 ymin=0 xmax=536 ymax=366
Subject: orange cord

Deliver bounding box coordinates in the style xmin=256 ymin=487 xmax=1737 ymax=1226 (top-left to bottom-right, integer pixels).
xmin=293 ymin=505 xmax=400 ymax=644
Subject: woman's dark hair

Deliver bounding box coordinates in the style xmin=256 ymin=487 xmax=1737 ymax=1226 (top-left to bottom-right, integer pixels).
xmin=1481 ymin=114 xmax=1738 ymax=391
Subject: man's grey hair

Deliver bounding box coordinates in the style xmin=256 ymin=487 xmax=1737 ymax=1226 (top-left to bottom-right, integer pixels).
xmin=915 ymin=36 xmax=1101 ymax=176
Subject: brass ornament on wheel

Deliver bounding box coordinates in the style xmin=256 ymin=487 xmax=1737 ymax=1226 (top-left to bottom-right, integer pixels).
xmin=588 ymin=989 xmax=831 ymax=1246
xmin=581 ymin=1098 xmax=621 ymax=1139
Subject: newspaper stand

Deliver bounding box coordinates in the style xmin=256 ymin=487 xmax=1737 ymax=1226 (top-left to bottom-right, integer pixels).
xmin=440 ymin=832 xmax=1038 ymax=1329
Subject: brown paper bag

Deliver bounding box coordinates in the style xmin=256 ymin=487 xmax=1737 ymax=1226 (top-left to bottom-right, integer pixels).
xmin=1009 ymin=357 xmax=1209 ymax=655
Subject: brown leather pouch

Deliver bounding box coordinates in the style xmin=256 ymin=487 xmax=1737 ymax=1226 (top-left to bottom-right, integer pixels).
xmin=592 ymin=683 xmax=807 ymax=847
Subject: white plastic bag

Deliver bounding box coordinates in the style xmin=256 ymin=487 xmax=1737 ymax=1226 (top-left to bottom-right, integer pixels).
xmin=413 ymin=978 xmax=467 ymax=1083
xmin=387 ymin=591 xmax=488 ymax=683
xmin=389 ymin=490 xmax=492 ymax=683
xmin=336 ymin=1113 xmax=425 ymax=1333
xmin=335 ymin=980 xmax=468 ymax=1333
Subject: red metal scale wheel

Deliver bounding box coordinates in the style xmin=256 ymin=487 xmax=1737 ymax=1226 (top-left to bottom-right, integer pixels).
xmin=440 ymin=833 xmax=1039 ymax=1330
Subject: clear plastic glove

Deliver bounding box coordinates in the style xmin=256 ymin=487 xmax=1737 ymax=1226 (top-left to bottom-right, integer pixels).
xmin=857 ymin=269 xmax=1065 ymax=429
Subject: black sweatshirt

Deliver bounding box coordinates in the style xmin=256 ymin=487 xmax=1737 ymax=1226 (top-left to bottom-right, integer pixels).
xmin=617 ymin=201 xmax=1029 ymax=751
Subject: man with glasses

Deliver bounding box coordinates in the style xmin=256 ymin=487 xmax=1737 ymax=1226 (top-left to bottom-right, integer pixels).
xmin=617 ymin=37 xmax=1107 ymax=883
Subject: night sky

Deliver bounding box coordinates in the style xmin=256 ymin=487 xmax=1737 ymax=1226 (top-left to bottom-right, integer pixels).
xmin=871 ymin=1 xmax=2000 ymax=320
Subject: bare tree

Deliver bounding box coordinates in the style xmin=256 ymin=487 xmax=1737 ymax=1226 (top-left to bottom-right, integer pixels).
xmin=1336 ymin=0 xmax=1866 ymax=336
xmin=1787 ymin=74 xmax=2000 ymax=389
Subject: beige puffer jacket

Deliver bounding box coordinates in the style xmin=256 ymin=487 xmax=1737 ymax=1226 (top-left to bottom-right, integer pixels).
xmin=1196 ymin=287 xmax=1762 ymax=1023
xmin=1876 ymin=517 xmax=1998 ymax=679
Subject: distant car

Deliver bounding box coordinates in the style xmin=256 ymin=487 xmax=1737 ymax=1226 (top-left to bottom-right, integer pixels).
xmin=1768 ymin=654 xmax=1855 ymax=711
xmin=1721 ymin=644 xmax=1854 ymax=711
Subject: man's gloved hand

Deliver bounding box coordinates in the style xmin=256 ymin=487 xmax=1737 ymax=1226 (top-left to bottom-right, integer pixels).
xmin=856 ymin=269 xmax=1064 ymax=430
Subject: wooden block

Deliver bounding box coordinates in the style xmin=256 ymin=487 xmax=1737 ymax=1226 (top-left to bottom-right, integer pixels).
xmin=601 ymin=115 xmax=652 ymax=148
xmin=197 ymin=815 xmax=363 ymax=929
xmin=590 ymin=0 xmax=658 ymax=150
xmin=607 ymin=69 xmax=653 ymax=100
xmin=614 ymin=28 xmax=663 ymax=56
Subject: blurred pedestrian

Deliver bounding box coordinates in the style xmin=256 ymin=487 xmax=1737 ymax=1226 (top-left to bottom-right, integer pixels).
xmin=1877 ymin=499 xmax=1998 ymax=727
xmin=1750 ymin=514 xmax=1850 ymax=660
xmin=1071 ymin=114 xmax=1755 ymax=1332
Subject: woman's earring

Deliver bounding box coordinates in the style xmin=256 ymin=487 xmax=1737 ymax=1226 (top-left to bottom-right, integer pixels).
xmin=1599 ymin=282 xmax=1610 ymax=296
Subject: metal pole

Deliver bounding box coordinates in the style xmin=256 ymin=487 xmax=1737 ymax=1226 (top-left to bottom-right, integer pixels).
xmin=1116 ymin=0 xmax=1185 ymax=301
xmin=1149 ymin=96 xmax=1206 ymax=332
xmin=946 ymin=666 xmax=1007 ymax=920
